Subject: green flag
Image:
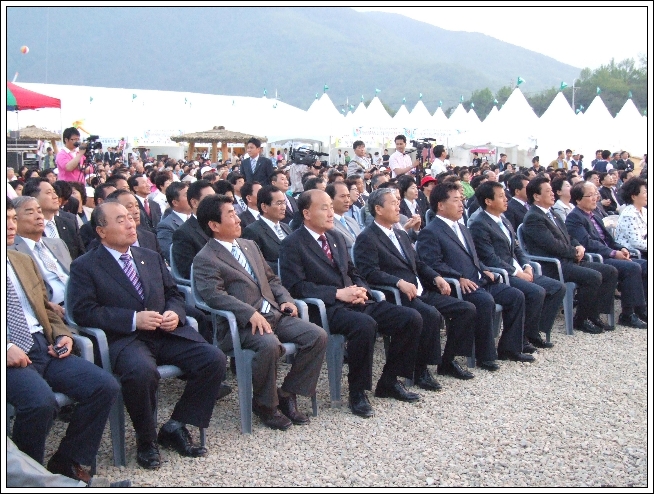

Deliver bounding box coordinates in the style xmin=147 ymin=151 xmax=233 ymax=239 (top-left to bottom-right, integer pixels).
xmin=340 ymin=108 xmax=345 ymax=113
xmin=597 ymin=87 xmax=601 ymax=95
xmin=184 ymin=98 xmax=187 ymax=104
xmin=439 ymin=100 xmax=442 ymax=107
xmin=579 ymin=105 xmax=585 ymax=111
xmin=315 ymin=93 xmax=318 ymax=99
xmin=263 ymin=88 xmax=267 ymax=96
xmin=361 ymin=95 xmax=364 ymax=101
xmin=517 ymin=77 xmax=525 ymax=86
xmin=402 ymin=97 xmax=406 ymax=104
xmin=576 ymin=109 xmax=580 ymax=114
xmin=375 ymin=88 xmax=381 ymax=94
xmin=560 ymin=81 xmax=568 ymax=90
xmin=89 ymin=96 xmax=93 ymax=103
xmin=493 ymin=98 xmax=498 ymax=105
xmin=323 ymin=84 xmax=329 ymax=93
xmin=470 ymin=102 xmax=475 ymax=108
xmin=460 ymin=95 xmax=464 ymax=102
xmin=628 ymin=91 xmax=633 ymax=98
xmin=349 ymin=104 xmax=354 ymax=110
xmin=132 ymin=94 xmax=137 ymax=100
xmin=419 ymin=93 xmax=422 ymax=99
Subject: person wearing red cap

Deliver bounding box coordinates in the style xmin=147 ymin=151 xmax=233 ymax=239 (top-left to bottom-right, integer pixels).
xmin=417 ymin=176 xmax=437 ymax=224
xmin=389 ymin=135 xmax=417 ymax=178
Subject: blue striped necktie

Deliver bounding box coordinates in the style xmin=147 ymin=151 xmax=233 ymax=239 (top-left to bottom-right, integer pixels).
xmin=119 ymin=253 xmax=144 ymax=300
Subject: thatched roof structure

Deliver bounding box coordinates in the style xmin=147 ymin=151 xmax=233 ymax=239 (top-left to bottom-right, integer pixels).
xmin=170 ymin=126 xmax=267 ymax=144
xmin=18 ymin=125 xmax=61 ymax=140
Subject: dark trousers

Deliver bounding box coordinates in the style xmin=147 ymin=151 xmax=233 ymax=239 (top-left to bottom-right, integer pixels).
xmin=462 ymin=282 xmax=525 ymax=361
xmin=554 ymin=260 xmax=618 ymax=322
xmin=603 ymin=258 xmax=647 ymax=311
xmin=235 ymin=311 xmax=327 ymax=410
xmin=509 ymin=274 xmax=566 ymax=339
xmin=7 ymin=333 xmax=120 ymax=465
xmin=409 ymin=289 xmax=476 ymax=364
xmin=329 ymin=300 xmax=422 ymax=392
xmin=112 ymin=332 xmax=226 ymax=444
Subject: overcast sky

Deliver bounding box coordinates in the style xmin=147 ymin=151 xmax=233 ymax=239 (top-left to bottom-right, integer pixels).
xmin=354 ymin=5 xmax=649 ymax=70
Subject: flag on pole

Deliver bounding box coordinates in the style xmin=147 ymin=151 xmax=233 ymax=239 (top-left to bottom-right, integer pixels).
xmin=460 ymin=95 xmax=464 ymax=102
xmin=361 ymin=95 xmax=364 ymax=101
xmin=560 ymin=81 xmax=568 ymax=90
xmin=596 ymin=87 xmax=601 ymax=95
xmin=263 ymin=88 xmax=267 ymax=96
xmin=576 ymin=109 xmax=580 ymax=114
xmin=628 ymin=91 xmax=632 ymax=99
xmin=493 ymin=98 xmax=498 ymax=104
xmin=324 ymin=84 xmax=329 ymax=93
xmin=470 ymin=102 xmax=475 ymax=108
xmin=419 ymin=93 xmax=422 ymax=99
xmin=132 ymin=94 xmax=137 ymax=100
xmin=517 ymin=77 xmax=525 ymax=86
xmin=439 ymin=100 xmax=442 ymax=107
xmin=375 ymin=88 xmax=380 ymax=94
xmin=349 ymin=104 xmax=354 ymax=110
xmin=315 ymin=93 xmax=318 ymax=99
xmin=89 ymin=97 xmax=93 ymax=103
xmin=402 ymin=97 xmax=406 ymax=103
xmin=340 ymin=108 xmax=345 ymax=113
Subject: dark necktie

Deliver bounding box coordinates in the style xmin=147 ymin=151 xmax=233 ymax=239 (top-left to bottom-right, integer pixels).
xmin=119 ymin=253 xmax=144 ymax=300
xmin=318 ymin=234 xmax=333 ymax=261
xmin=7 ymin=274 xmax=34 ymax=353
xmin=144 ymin=198 xmax=151 ymax=218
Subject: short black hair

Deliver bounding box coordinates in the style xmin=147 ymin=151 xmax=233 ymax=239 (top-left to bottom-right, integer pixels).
xmin=213 ymin=180 xmax=234 ymax=196
xmin=105 ymin=189 xmax=134 ymax=203
xmin=620 ymin=177 xmax=647 ymax=205
xmin=507 ymin=174 xmax=529 ymax=196
xmin=196 ymin=194 xmax=235 ymax=236
xmin=240 ymin=181 xmax=260 ymax=204
xmin=257 ymin=185 xmax=282 ymax=214
xmin=394 ymin=134 xmax=406 ymax=143
xmin=126 ymin=175 xmax=143 ymax=192
xmin=165 ymin=181 xmax=188 ymax=207
xmin=270 ymin=169 xmax=287 ymax=182
xmin=247 ymin=137 xmax=262 ymax=148
xmin=187 ymin=179 xmax=213 ymax=205
xmin=62 ymin=127 xmax=80 ymax=141
xmin=39 ymin=168 xmax=56 ymax=179
xmin=601 ymin=150 xmax=611 ymax=160
xmin=303 ymin=177 xmax=324 ymax=191
xmin=94 ymin=182 xmax=116 ymax=205
xmin=397 ymin=175 xmax=416 ymax=199
xmin=583 ymin=170 xmax=599 ymax=181
xmin=7 ymin=195 xmax=15 ymax=210
xmin=526 ymin=176 xmax=550 ymax=204
xmin=105 ymin=173 xmax=127 ymax=186
xmin=475 ymin=181 xmax=504 ymax=210
xmin=429 ymin=182 xmax=460 ymax=213
xmin=550 ymin=177 xmax=568 ymax=199
xmin=569 ymin=181 xmax=591 ymax=205
xmin=434 ymin=144 xmax=445 ymax=158
xmin=226 ymin=172 xmax=245 ymax=185
xmin=154 ymin=171 xmax=171 ymax=190
xmin=470 ymin=175 xmax=487 ymax=190
xmin=22 ymin=177 xmax=51 ymax=198
xmin=69 ymin=181 xmax=87 ymax=204
xmin=353 ymin=140 xmax=365 ymax=150
xmin=325 ymin=181 xmax=347 ymax=200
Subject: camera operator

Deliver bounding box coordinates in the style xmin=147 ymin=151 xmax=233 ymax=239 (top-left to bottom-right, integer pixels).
xmin=430 ymin=144 xmax=448 ymax=177
xmin=55 ymin=127 xmax=91 ymax=184
xmin=347 ymin=140 xmax=374 ymax=179
xmin=389 ymin=135 xmax=418 ymax=178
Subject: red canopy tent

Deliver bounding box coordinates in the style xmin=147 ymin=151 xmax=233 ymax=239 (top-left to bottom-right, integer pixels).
xmin=7 ymin=81 xmax=61 ymax=111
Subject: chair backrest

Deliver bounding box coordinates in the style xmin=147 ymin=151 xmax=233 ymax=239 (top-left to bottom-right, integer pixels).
xmin=516 ymin=224 xmax=528 ymax=254
xmin=170 ymin=245 xmax=191 ymax=285
xmin=425 ymin=209 xmax=435 ymax=225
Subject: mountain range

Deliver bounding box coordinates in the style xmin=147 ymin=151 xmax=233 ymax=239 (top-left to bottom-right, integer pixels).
xmin=7 ymin=6 xmax=581 ymax=112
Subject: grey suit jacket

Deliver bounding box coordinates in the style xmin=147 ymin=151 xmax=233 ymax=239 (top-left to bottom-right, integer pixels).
xmin=10 ymin=236 xmax=72 ymax=300
xmin=193 ymin=238 xmax=294 ymax=333
xmin=331 ymin=215 xmax=361 ymax=249
xmin=156 ymin=211 xmax=186 ymax=263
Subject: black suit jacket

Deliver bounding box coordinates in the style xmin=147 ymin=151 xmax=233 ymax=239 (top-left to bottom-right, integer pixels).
xmin=79 ymin=221 xmax=96 ymax=251
xmin=87 ymin=226 xmax=165 ymax=261
xmin=53 ymin=213 xmax=85 ymax=260
xmin=241 ymin=218 xmax=291 ymax=268
xmin=399 ymin=200 xmax=422 ymax=229
xmin=353 ymin=222 xmax=440 ymax=291
xmin=416 ymin=216 xmax=495 ymax=285
xmin=282 ymin=194 xmax=299 ymax=224
xmin=241 ymin=156 xmax=275 ymax=185
xmin=521 ymin=206 xmax=580 ymax=263
xmin=599 ymin=186 xmax=620 ymax=214
xmin=137 ymin=196 xmax=162 ymax=232
xmin=68 ymin=245 xmax=204 ymax=369
xmin=468 ymin=211 xmax=529 ymax=274
xmin=238 ymin=209 xmax=258 ymax=229
xmin=504 ymin=197 xmax=529 ymax=232
xmin=565 ymin=207 xmax=624 ymax=258
xmin=171 ymin=215 xmax=209 ymax=279
xmin=279 ymin=227 xmax=371 ymax=317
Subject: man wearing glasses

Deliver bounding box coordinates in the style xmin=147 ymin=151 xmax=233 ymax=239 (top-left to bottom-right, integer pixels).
xmin=56 ymin=127 xmax=91 ymax=184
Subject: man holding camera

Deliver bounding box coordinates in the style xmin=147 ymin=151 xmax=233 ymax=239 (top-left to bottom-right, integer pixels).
xmin=389 ymin=135 xmax=418 ymax=178
xmin=55 ymin=127 xmax=91 ymax=184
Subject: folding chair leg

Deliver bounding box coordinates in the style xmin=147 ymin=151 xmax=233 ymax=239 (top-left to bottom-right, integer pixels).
xmin=109 ymin=394 xmax=127 ymax=467
xmin=563 ymin=282 xmax=576 ymax=336
xmin=311 ymin=394 xmax=318 ymax=417
xmin=327 ymin=335 xmax=345 ymax=407
xmin=235 ymin=350 xmax=255 ymax=434
xmin=467 ymin=342 xmax=476 ymax=368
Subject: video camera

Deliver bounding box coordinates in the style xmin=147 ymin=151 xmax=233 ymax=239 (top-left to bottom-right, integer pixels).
xmin=75 ymin=135 xmax=102 ymax=162
xmin=289 ymin=146 xmax=329 ymax=167
xmin=410 ymin=137 xmax=436 ymax=154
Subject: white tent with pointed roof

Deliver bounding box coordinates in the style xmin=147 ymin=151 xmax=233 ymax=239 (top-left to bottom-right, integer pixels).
xmin=575 ymin=95 xmax=619 ymax=156
xmin=483 ymin=106 xmax=500 ymax=127
xmin=467 ymin=109 xmax=482 ymax=129
xmin=393 ymin=104 xmax=411 ymax=128
xmin=408 ymin=100 xmax=434 ymax=132
xmin=363 ymin=96 xmax=393 ymax=127
xmin=614 ymin=98 xmax=647 ymax=155
xmin=431 ymin=107 xmax=452 ymax=137
xmin=306 ymin=93 xmax=345 ymax=136
xmin=536 ymin=92 xmax=581 ymax=164
xmin=448 ymin=104 xmax=469 ymax=133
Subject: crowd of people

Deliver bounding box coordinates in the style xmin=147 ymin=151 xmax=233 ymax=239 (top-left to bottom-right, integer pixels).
xmin=5 ymin=126 xmax=648 ymax=486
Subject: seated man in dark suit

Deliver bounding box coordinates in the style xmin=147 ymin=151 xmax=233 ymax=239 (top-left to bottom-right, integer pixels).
xmin=521 ymin=176 xmax=619 ymax=334
xmin=194 ymin=195 xmax=326 ymax=430
xmin=241 ymin=185 xmax=292 ymax=272
xmin=23 ymin=178 xmax=86 ymax=260
xmin=156 ymin=182 xmax=191 ymax=264
xmin=80 ymin=183 xmax=116 ymax=249
xmin=237 ymin=181 xmax=262 ymax=229
xmin=127 ymin=175 xmax=162 ymax=233
xmin=280 ymin=190 xmax=424 ymax=418
xmin=68 ymin=202 xmax=226 ymax=470
xmin=598 ymin=171 xmax=621 ymax=215
xmin=416 ymin=182 xmax=533 ymax=371
xmin=271 ymin=169 xmax=298 ymax=224
xmin=326 ymin=182 xmax=361 ymax=250
xmin=468 ymin=181 xmax=566 ymax=349
xmin=565 ymin=181 xmax=647 ymax=328
xmin=6 ymin=198 xmax=119 ymax=483
xmin=171 ymin=180 xmax=215 ymax=279
xmin=353 ymin=188 xmax=477 ymax=385
xmin=241 ymin=137 xmax=276 ymax=185
xmin=503 ymin=174 xmax=530 ymax=232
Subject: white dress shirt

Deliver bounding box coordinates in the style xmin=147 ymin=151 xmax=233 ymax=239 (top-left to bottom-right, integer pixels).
xmin=20 ymin=237 xmax=68 ymax=304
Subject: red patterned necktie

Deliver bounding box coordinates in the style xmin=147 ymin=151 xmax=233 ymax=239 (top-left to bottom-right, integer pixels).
xmin=318 ymin=234 xmax=333 ymax=261
xmin=144 ymin=198 xmax=151 ymax=218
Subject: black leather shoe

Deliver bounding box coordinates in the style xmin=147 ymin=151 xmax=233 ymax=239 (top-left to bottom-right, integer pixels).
xmin=415 ymin=368 xmax=442 ymax=391
xmin=528 ymin=336 xmax=554 ymax=349
xmin=348 ymin=390 xmax=374 ymax=418
xmin=618 ymin=313 xmax=647 ymax=329
xmin=217 ymin=383 xmax=232 ymax=400
xmin=498 ymin=351 xmax=535 ymax=363
xmin=157 ymin=426 xmax=207 ymax=457
xmin=591 ymin=317 xmax=614 ymax=331
xmin=374 ymin=379 xmax=421 ymax=402
xmin=136 ymin=441 xmax=161 ymax=470
xmin=479 ymin=360 xmax=500 ymax=371
xmin=522 ymin=341 xmax=537 ymax=354
xmin=635 ymin=308 xmax=647 ymax=322
xmin=437 ymin=360 xmax=474 ymax=380
xmin=252 ymin=400 xmax=292 ymax=430
xmin=47 ymin=452 xmax=92 ymax=483
xmin=575 ymin=319 xmax=603 ymax=334
xmin=278 ymin=390 xmax=310 ymax=425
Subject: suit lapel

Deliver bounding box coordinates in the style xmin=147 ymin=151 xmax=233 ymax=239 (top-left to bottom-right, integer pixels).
xmin=210 ymin=239 xmax=259 ymax=289
xmin=97 ymin=246 xmax=144 ymax=304
xmin=131 ymin=247 xmax=151 ymax=302
xmin=301 ymin=227 xmax=335 ymax=267
xmin=43 ymin=239 xmax=70 ymax=274
xmin=372 ymin=223 xmax=408 ymax=266
xmin=437 ymin=217 xmax=472 ymax=258
xmin=482 ymin=212 xmax=511 ymax=248
xmin=189 ymin=216 xmax=209 ymax=243
xmin=261 ymin=221 xmax=282 ymax=245
xmin=395 ymin=228 xmax=417 ymax=270
xmin=8 ymin=253 xmax=50 ymax=331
